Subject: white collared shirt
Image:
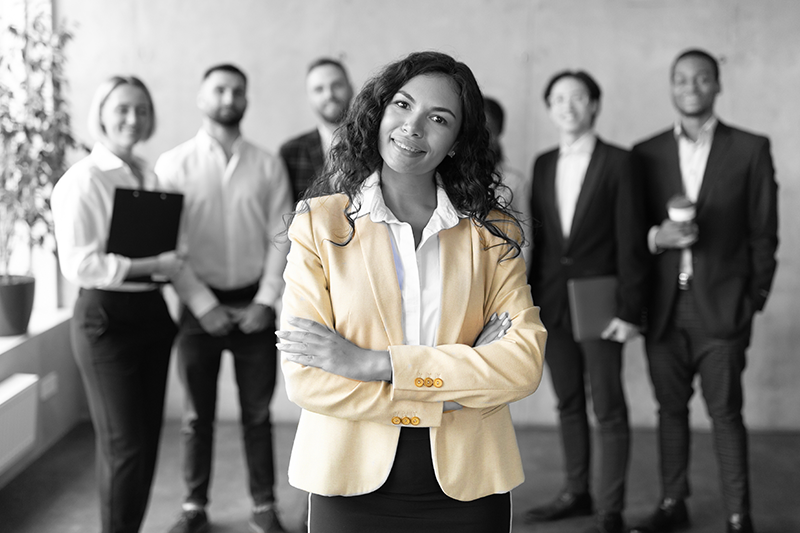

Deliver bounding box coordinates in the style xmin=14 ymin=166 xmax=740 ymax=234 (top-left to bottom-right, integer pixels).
xmin=556 ymin=132 xmax=597 ymax=238
xmin=674 ymin=117 xmax=717 ymax=278
xmin=155 ymin=129 xmax=293 ymax=316
xmin=355 ymin=172 xmax=461 ymax=347
xmin=51 ymin=143 xmax=157 ymax=290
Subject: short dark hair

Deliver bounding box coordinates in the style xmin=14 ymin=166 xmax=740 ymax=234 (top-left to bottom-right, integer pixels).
xmin=671 ymin=48 xmax=720 ymax=82
xmin=307 ymin=57 xmax=349 ymax=80
xmin=483 ymin=96 xmax=505 ymax=134
xmin=542 ymin=70 xmax=602 ymax=105
xmin=202 ymin=63 xmax=248 ymax=87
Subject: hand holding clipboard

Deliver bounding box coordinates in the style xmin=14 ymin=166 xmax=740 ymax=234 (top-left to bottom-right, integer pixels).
xmin=106 ymin=188 xmax=185 ymax=282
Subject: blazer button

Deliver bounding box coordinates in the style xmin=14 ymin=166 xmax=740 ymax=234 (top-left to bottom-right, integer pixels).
xmin=401 ymin=417 xmax=411 ymax=425
xmin=414 ymin=378 xmax=425 ymax=388
xmin=392 ymin=416 xmax=402 ymax=425
xmin=424 ymin=377 xmax=434 ymax=388
xmin=560 ymin=257 xmax=573 ymax=266
xmin=433 ymin=378 xmax=444 ymax=388
xmin=410 ymin=417 xmax=420 ymax=426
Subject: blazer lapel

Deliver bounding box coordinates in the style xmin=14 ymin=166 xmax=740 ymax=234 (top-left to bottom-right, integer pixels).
xmin=696 ymin=122 xmax=732 ymax=210
xmin=566 ymin=139 xmax=606 ymax=248
xmin=539 ymin=151 xmax=565 ymax=243
xmin=355 ymin=217 xmax=405 ymax=347
xmin=436 ymin=220 xmax=472 ymax=345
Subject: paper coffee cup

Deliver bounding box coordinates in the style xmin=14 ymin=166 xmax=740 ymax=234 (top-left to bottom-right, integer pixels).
xmin=667 ymin=195 xmax=695 ymax=222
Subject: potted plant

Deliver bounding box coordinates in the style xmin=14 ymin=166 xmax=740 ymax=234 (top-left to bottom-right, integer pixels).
xmin=0 ymin=6 xmax=80 ymax=336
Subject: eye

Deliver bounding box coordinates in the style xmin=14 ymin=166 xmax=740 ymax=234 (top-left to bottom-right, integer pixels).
xmin=431 ymin=114 xmax=447 ymax=125
xmin=393 ymin=99 xmax=410 ymax=110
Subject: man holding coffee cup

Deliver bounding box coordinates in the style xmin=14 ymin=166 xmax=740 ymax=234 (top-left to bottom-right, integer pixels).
xmin=630 ymin=49 xmax=778 ymax=533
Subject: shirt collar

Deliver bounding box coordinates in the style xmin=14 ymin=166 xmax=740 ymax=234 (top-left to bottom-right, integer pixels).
xmin=91 ymin=142 xmax=148 ymax=174
xmin=196 ymin=127 xmax=245 ymax=154
xmin=559 ymin=131 xmax=597 ymax=156
xmin=355 ymin=171 xmax=462 ymax=230
xmin=674 ymin=116 xmax=718 ymax=144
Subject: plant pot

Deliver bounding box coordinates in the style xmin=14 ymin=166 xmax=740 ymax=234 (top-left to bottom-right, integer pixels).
xmin=0 ymin=275 xmax=36 ymax=336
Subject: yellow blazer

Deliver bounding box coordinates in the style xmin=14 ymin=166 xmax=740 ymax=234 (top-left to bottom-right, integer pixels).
xmin=281 ymin=194 xmax=547 ymax=501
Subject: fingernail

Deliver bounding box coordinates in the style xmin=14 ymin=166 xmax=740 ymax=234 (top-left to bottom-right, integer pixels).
xmin=501 ymin=317 xmax=509 ymax=326
xmin=275 ymin=331 xmax=287 ymax=338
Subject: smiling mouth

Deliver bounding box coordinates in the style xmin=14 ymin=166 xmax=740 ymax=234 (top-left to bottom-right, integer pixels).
xmin=392 ymin=138 xmax=425 ymax=155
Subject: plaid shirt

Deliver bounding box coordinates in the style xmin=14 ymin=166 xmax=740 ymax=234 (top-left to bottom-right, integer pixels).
xmin=279 ymin=129 xmax=325 ymax=201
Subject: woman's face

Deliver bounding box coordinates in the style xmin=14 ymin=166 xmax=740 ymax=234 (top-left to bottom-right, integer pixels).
xmin=378 ymin=74 xmax=462 ymax=181
xmin=100 ymin=84 xmax=152 ymax=155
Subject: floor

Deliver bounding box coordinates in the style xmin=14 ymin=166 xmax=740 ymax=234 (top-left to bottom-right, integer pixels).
xmin=1 ymin=421 xmax=798 ymax=532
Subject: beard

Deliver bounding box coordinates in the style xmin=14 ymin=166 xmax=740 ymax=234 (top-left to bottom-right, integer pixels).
xmin=209 ymin=106 xmax=245 ymax=127
xmin=318 ymin=100 xmax=349 ymax=125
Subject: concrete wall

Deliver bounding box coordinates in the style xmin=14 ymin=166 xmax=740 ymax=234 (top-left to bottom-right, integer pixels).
xmin=54 ymin=0 xmax=800 ymax=430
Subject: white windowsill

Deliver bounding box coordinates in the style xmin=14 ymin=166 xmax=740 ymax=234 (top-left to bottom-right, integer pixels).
xmin=0 ymin=308 xmax=73 ymax=355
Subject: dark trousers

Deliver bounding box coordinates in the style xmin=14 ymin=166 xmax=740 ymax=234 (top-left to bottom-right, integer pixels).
xmin=71 ymin=289 xmax=176 ymax=533
xmin=545 ymin=325 xmax=630 ymax=513
xmin=177 ymin=288 xmax=278 ymax=508
xmin=645 ymin=288 xmax=750 ymax=515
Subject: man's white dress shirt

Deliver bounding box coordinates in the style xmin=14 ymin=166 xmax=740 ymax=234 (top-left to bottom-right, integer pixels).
xmin=556 ymin=132 xmax=597 ymax=238
xmin=155 ymin=129 xmax=293 ymax=317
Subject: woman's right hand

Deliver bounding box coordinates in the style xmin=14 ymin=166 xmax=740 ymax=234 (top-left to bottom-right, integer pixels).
xmin=473 ymin=312 xmax=511 ymax=347
xmin=154 ymin=250 xmax=185 ymax=278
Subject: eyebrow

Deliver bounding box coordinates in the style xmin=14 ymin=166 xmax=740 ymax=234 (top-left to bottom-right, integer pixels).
xmin=397 ymin=90 xmax=458 ymax=119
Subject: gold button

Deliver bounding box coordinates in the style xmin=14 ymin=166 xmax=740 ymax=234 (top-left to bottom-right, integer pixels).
xmin=410 ymin=417 xmax=420 ymax=426
xmin=401 ymin=417 xmax=411 ymax=425
xmin=391 ymin=417 xmax=402 ymax=425
xmin=433 ymin=378 xmax=444 ymax=388
xmin=414 ymin=378 xmax=425 ymax=388
xmin=424 ymin=377 xmax=434 ymax=387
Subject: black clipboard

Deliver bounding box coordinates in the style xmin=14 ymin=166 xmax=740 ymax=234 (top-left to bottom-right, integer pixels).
xmin=106 ymin=188 xmax=184 ymax=280
xmin=567 ymin=276 xmax=617 ymax=342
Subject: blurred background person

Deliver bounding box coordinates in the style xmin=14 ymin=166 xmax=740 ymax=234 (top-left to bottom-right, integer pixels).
xmin=280 ymin=57 xmax=354 ymax=201
xmin=155 ymin=64 xmax=292 ymax=533
xmin=51 ymin=75 xmax=184 ymax=533
xmin=522 ymin=70 xmax=649 ymax=533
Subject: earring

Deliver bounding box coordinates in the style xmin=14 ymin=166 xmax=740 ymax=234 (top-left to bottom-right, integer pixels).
xmin=448 ymin=150 xmax=456 ymax=157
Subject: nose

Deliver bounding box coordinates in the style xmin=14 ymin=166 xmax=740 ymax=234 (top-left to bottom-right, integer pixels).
xmin=125 ymin=108 xmax=138 ymax=125
xmin=401 ymin=114 xmax=424 ymax=137
xmin=221 ymin=90 xmax=235 ymax=105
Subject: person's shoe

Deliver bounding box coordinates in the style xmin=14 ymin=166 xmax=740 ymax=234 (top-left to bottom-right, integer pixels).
xmin=727 ymin=513 xmax=755 ymax=533
xmin=584 ymin=511 xmax=624 ymax=533
xmin=250 ymin=504 xmax=286 ymax=533
xmin=523 ymin=491 xmax=593 ymax=523
xmin=167 ymin=508 xmax=209 ymax=533
xmin=628 ymin=498 xmax=689 ymax=533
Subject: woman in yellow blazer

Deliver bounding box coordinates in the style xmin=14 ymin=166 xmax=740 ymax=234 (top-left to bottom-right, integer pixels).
xmin=278 ymin=51 xmax=547 ymax=532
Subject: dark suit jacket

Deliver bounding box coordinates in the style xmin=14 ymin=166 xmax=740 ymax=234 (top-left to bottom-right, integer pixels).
xmin=528 ymin=138 xmax=650 ymax=330
xmin=633 ymin=121 xmax=778 ymax=341
xmin=279 ymin=129 xmax=325 ymax=201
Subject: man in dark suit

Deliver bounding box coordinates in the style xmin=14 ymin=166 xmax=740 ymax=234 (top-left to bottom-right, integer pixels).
xmin=279 ymin=57 xmax=353 ymax=201
xmin=523 ymin=70 xmax=650 ymax=533
xmin=629 ymin=49 xmax=778 ymax=533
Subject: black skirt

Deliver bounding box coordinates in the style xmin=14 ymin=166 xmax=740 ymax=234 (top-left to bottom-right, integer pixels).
xmin=308 ymin=427 xmax=511 ymax=533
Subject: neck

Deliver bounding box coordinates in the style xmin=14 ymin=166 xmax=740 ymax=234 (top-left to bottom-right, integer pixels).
xmin=678 ymin=112 xmax=713 ymax=141
xmin=102 ymin=141 xmax=135 ymax=165
xmin=379 ymin=166 xmax=438 ymax=224
xmin=203 ymin=118 xmax=240 ymax=152
xmin=560 ymin=128 xmax=591 ymax=147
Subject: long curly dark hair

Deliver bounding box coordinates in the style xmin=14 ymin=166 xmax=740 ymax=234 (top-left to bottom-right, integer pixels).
xmin=302 ymin=51 xmax=522 ymax=259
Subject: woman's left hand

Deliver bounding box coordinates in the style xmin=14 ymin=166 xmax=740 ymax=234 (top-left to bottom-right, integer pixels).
xmin=277 ymin=316 xmax=392 ymax=382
